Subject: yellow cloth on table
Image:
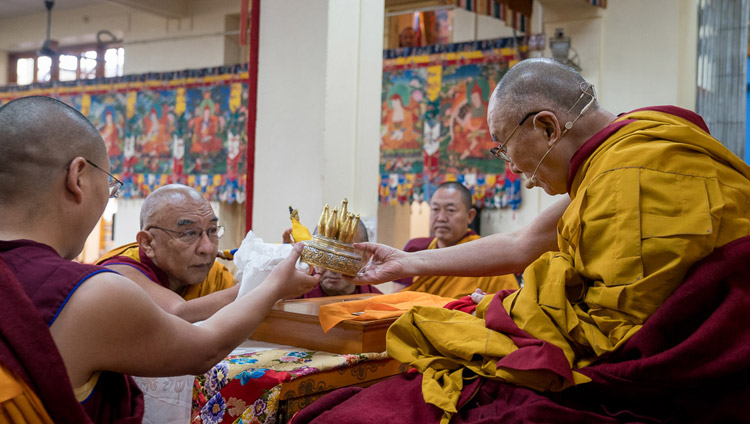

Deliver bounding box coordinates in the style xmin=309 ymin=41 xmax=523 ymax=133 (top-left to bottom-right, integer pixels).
xmin=97 ymin=243 xmax=235 ymax=301
xmin=400 ymin=233 xmax=519 ymax=298
xmin=386 ymin=108 xmax=750 ymax=423
xmin=318 ymin=292 xmax=455 ymax=333
xmin=0 ymin=365 xmax=53 ymax=424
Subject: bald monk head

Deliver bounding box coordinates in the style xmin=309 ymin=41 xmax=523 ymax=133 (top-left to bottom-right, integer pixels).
xmin=137 ymin=184 xmax=223 ymax=290
xmin=429 ymin=181 xmax=476 ymax=248
xmin=488 ymin=58 xmax=614 ymax=195
xmin=0 ymin=96 xmax=115 ymax=259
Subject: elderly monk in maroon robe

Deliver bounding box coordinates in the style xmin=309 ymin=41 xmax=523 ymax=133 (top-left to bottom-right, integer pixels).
xmin=97 ymin=184 xmax=239 ymax=323
xmin=292 ymin=58 xmax=750 ymax=423
xmin=0 ymin=96 xmax=319 ymax=423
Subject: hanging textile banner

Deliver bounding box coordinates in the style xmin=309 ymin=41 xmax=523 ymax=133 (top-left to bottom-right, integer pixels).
xmin=380 ymin=37 xmax=525 ymax=209
xmin=0 ymin=64 xmax=249 ymax=203
xmin=455 ymin=0 xmax=533 ymax=34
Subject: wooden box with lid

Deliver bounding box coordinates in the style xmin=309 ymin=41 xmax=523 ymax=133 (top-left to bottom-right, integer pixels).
xmin=249 ymin=294 xmax=397 ymax=354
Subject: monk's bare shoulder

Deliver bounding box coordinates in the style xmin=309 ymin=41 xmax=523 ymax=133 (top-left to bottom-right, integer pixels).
xmin=48 ymin=271 xmax=195 ymax=385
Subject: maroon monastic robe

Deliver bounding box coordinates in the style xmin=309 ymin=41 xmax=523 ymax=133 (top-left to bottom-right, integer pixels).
xmin=0 ymin=240 xmax=144 ymax=424
xmin=291 ymin=235 xmax=750 ymax=423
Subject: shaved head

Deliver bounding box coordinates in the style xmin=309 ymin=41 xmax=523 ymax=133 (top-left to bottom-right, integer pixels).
xmin=140 ymin=184 xmax=210 ymax=229
xmin=0 ymin=96 xmax=106 ymax=205
xmin=433 ymin=181 xmax=473 ymax=211
xmin=353 ymin=220 xmax=369 ymax=243
xmin=490 ymin=58 xmax=596 ymax=125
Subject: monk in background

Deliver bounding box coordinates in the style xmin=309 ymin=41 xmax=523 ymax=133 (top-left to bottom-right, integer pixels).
xmin=0 ymin=96 xmax=319 ymax=423
xmin=396 ymin=181 xmax=518 ymax=298
xmin=98 ymin=184 xmax=237 ymax=323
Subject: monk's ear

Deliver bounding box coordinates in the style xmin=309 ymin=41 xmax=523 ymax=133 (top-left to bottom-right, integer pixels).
xmin=533 ymin=111 xmax=562 ymax=144
xmin=137 ymin=230 xmax=156 ymax=258
xmin=467 ymin=207 xmax=477 ymax=224
xmin=65 ymin=157 xmax=87 ymax=204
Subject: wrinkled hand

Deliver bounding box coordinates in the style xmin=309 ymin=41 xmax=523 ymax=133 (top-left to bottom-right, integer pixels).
xmin=351 ymin=242 xmax=408 ymax=284
xmin=267 ymin=243 xmax=320 ymax=299
xmin=470 ymin=288 xmax=486 ymax=305
xmin=281 ymin=227 xmax=294 ymax=244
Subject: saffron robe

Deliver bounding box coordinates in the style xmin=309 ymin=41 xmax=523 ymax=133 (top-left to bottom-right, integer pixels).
xmin=0 ymin=363 xmax=54 ymax=424
xmin=384 ymin=106 xmax=750 ymax=421
xmin=97 ymin=242 xmax=235 ymax=300
xmin=0 ymin=240 xmax=144 ymax=423
xmin=291 ymin=234 xmax=750 ymax=424
xmin=399 ymin=230 xmax=519 ymax=298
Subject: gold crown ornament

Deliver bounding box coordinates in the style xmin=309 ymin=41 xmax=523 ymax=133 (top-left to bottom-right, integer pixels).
xmin=299 ymin=198 xmax=363 ymax=277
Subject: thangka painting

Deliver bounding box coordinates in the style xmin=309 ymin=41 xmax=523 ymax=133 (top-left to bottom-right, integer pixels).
xmin=380 ymin=37 xmax=526 ymax=209
xmin=0 ymin=65 xmax=249 ymax=203
xmin=88 ymin=92 xmax=128 ymax=174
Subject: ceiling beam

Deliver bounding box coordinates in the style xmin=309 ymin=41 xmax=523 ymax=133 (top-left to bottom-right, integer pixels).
xmin=107 ymin=0 xmax=189 ymax=19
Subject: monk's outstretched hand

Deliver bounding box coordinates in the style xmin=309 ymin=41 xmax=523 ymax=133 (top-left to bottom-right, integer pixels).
xmin=267 ymin=243 xmax=320 ymax=299
xmin=351 ymin=242 xmax=408 ymax=284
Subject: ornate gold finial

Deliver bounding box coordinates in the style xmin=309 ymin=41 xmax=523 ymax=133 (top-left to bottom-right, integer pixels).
xmin=338 ymin=212 xmax=353 ymax=242
xmin=339 ymin=198 xmax=348 ymax=229
xmin=325 ymin=208 xmax=339 ymax=239
xmin=344 ymin=213 xmax=360 ymax=243
xmin=318 ymin=204 xmax=329 ymax=235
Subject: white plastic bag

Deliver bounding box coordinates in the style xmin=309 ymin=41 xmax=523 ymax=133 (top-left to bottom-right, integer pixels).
xmin=233 ymin=231 xmax=309 ymax=300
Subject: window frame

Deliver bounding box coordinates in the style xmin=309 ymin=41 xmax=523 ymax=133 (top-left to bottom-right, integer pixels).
xmin=7 ymin=42 xmax=123 ymax=85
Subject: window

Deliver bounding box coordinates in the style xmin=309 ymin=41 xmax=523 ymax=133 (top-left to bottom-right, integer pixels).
xmin=9 ymin=45 xmax=125 ymax=85
xmin=104 ymin=47 xmax=125 ymax=78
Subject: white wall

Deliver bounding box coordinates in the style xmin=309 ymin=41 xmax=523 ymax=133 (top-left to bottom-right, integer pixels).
xmin=0 ymin=0 xmax=240 ymax=80
xmin=252 ymin=0 xmax=328 ymax=241
xmin=252 ymin=0 xmax=384 ymax=242
xmin=541 ymin=0 xmax=698 ymax=114
xmin=452 ymin=8 xmax=516 ymax=43
xmin=124 ymin=0 xmax=239 ymax=74
xmin=600 ymin=0 xmax=697 ymax=112
xmin=325 ymin=0 xmax=383 ymax=229
xmin=113 ymin=199 xmax=144 ymax=248
xmin=483 ymin=0 xmax=699 ymax=237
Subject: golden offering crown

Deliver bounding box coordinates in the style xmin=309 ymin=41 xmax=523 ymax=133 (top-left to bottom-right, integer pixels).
xmin=298 ymin=198 xmax=364 ymax=277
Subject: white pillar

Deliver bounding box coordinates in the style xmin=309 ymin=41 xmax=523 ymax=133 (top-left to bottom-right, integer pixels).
xmin=252 ymin=0 xmax=383 ymax=241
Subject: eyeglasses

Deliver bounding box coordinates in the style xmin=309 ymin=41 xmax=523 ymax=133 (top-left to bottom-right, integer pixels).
xmin=489 ymin=82 xmax=596 ymax=163
xmin=147 ymin=225 xmax=225 ymax=244
xmin=86 ymin=159 xmax=124 ymax=198
xmin=489 ymin=111 xmax=540 ymax=162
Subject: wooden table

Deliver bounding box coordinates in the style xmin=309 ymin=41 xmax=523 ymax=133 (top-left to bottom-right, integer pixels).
xmin=171 ymin=295 xmax=408 ymax=423
xmin=250 ymin=294 xmax=398 ymax=354
xmin=275 ymin=356 xmax=407 ymax=422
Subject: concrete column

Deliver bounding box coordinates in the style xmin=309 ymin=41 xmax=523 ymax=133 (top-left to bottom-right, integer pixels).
xmin=252 ymin=0 xmax=383 ymax=241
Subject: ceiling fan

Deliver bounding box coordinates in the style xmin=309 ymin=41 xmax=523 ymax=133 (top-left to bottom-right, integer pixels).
xmin=37 ymin=0 xmax=59 ymax=57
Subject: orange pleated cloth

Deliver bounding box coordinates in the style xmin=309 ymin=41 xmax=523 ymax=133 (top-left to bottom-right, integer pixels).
xmin=318 ymin=291 xmax=455 ymax=333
